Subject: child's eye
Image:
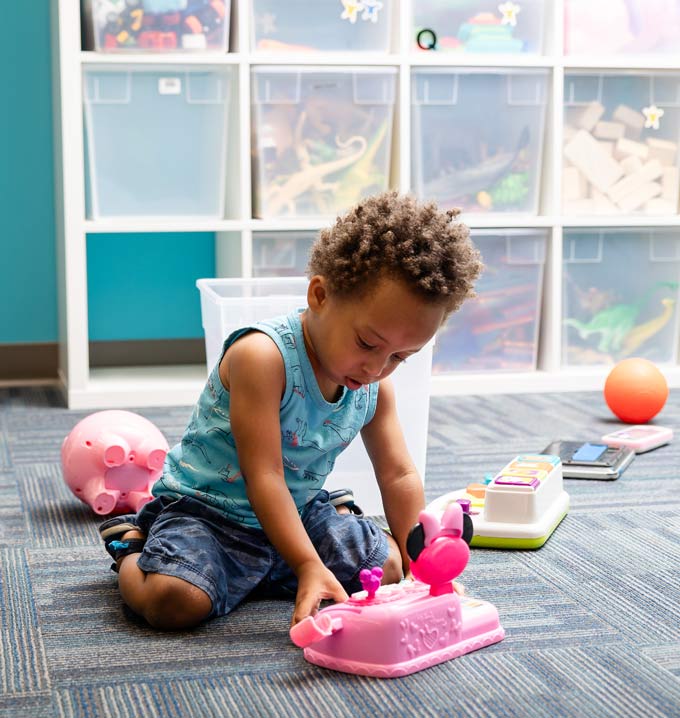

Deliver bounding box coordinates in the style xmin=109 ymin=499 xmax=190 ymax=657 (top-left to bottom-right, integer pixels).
xmin=392 ymin=355 xmax=407 ymax=364
xmin=357 ymin=337 xmax=375 ymax=350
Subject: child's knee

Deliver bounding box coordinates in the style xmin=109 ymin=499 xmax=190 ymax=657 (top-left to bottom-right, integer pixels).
xmin=381 ymin=537 xmax=403 ymax=585
xmin=141 ymin=574 xmax=212 ymax=631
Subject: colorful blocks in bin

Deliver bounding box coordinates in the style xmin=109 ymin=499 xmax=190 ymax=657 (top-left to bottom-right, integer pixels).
xmin=85 ymin=0 xmax=230 ymax=53
xmin=428 ymin=455 xmax=569 ymax=549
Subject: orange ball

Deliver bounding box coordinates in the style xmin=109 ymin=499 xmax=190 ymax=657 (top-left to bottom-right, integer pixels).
xmin=604 ymin=358 xmax=669 ymax=424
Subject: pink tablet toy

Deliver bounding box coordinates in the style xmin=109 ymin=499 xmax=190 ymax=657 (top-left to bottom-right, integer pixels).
xmin=289 ymin=503 xmax=504 ymax=677
xmin=61 ymin=410 xmax=169 ymax=515
xmin=601 ymin=425 xmax=673 ymax=453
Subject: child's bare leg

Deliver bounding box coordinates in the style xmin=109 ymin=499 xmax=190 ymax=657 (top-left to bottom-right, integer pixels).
xmin=116 ymin=530 xmax=212 ymax=631
xmin=381 ymin=533 xmax=403 ymax=585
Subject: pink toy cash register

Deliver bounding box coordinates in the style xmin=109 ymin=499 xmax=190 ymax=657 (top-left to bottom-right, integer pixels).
xmin=289 ymin=503 xmax=505 ymax=678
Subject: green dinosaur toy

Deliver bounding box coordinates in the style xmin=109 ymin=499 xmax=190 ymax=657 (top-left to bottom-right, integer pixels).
xmin=478 ymin=172 xmax=530 ymax=210
xmin=564 ymin=281 xmax=679 ymax=354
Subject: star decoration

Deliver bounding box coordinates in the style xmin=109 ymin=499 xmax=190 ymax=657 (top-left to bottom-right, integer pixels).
xmin=340 ymin=0 xmax=363 ymax=24
xmin=643 ymin=104 xmax=664 ymax=130
xmin=361 ymin=0 xmax=383 ymax=23
xmin=499 ymin=2 xmax=521 ymax=26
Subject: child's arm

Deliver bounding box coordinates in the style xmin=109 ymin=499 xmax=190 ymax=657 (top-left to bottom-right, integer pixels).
xmin=360 ymin=377 xmax=426 ymax=575
xmin=222 ymin=332 xmax=348 ymax=624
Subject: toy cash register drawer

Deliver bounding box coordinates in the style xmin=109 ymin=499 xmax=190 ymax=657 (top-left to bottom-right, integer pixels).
xmin=428 ymin=454 xmax=569 ymax=549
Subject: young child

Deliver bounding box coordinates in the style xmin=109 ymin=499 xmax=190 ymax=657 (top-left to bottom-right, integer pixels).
xmin=99 ymin=191 xmax=483 ymax=631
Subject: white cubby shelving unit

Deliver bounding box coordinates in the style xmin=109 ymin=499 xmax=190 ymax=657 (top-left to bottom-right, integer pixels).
xmin=51 ymin=0 xmax=680 ymax=409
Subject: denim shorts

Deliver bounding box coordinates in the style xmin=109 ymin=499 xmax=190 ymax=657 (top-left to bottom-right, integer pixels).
xmin=133 ymin=491 xmax=389 ymax=619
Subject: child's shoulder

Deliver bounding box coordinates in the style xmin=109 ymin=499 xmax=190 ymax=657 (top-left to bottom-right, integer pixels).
xmin=220 ymin=329 xmax=285 ymax=393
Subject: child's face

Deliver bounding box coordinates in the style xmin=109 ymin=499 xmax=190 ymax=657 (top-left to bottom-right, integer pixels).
xmin=304 ymin=276 xmax=446 ymax=392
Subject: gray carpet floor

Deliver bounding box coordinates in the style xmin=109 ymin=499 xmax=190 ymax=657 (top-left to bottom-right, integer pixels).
xmin=1 ymin=385 xmax=679 ymax=718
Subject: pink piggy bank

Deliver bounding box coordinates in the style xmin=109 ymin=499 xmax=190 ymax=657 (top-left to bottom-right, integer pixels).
xmin=61 ymin=410 xmax=169 ymax=515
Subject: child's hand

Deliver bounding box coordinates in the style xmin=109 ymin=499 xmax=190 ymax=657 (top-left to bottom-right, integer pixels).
xmin=292 ymin=561 xmax=348 ymax=626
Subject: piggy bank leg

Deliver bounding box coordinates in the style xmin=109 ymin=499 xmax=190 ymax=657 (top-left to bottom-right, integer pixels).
xmin=96 ymin=433 xmax=131 ymax=468
xmin=134 ymin=440 xmax=167 ymax=471
xmin=81 ymin=477 xmax=121 ymax=515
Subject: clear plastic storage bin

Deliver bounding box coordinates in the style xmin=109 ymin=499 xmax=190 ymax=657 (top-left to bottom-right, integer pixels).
xmin=83 ymin=0 xmax=231 ymax=52
xmin=564 ymin=0 xmax=680 ymax=55
xmin=250 ymin=0 xmax=392 ymax=52
xmin=251 ymin=67 xmax=397 ymax=219
xmin=562 ymin=228 xmax=680 ymax=366
xmin=563 ymin=72 xmax=680 ymax=216
xmin=433 ymin=229 xmax=547 ymax=373
xmin=84 ymin=67 xmax=230 ymax=219
xmin=413 ymin=0 xmax=546 ymax=54
xmin=253 ymin=231 xmax=317 ymax=277
xmin=196 ymin=277 xmax=434 ymax=515
xmin=411 ymin=68 xmax=548 ymax=214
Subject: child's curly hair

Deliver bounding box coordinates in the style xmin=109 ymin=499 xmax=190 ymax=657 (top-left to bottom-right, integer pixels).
xmin=307 ymin=192 xmax=483 ymax=317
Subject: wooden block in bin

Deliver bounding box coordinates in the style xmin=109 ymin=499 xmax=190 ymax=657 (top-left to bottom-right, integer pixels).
xmin=615 ymin=182 xmax=662 ymax=212
xmin=564 ymin=130 xmax=624 ymax=193
xmin=647 ymin=137 xmax=678 ymax=166
xmin=662 ymin=167 xmax=680 ymax=202
xmin=589 ymin=188 xmax=617 ymax=212
xmin=563 ymin=167 xmax=586 ymax=200
xmin=606 ymin=159 xmax=663 ymax=203
xmin=614 ymin=137 xmax=649 ymax=162
xmin=621 ymin=155 xmax=644 ymax=175
xmin=612 ymin=104 xmax=645 ymax=138
xmin=594 ymin=121 xmax=625 ymax=140
xmin=576 ymin=101 xmax=605 ymax=132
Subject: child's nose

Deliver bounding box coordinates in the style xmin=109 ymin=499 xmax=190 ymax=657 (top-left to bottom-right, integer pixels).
xmin=362 ymin=357 xmax=387 ymax=378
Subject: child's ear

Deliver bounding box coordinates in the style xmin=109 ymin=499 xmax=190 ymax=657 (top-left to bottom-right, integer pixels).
xmin=307 ymin=275 xmax=329 ymax=313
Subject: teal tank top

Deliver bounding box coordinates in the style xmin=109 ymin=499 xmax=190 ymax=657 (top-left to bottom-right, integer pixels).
xmin=152 ymin=308 xmax=379 ymax=528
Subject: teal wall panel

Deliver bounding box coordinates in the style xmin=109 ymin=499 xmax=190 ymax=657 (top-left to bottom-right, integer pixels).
xmin=0 ymin=3 xmax=217 ymax=345
xmin=0 ymin=0 xmax=57 ymax=343
xmin=87 ymin=233 xmax=215 ymax=341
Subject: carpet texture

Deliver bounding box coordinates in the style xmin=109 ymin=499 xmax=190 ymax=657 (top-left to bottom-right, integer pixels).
xmin=1 ymin=386 xmax=679 ymax=717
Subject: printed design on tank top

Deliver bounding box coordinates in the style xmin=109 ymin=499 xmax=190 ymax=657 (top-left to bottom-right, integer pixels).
xmin=206 ymin=401 xmax=229 ymax=423
xmin=207 ymin=425 xmax=234 ymax=446
xmin=323 ymin=419 xmax=357 ymax=446
xmin=290 ymin=418 xmax=324 ymax=452
xmin=290 ymin=364 xmax=305 ymax=399
xmin=160 ymin=455 xmax=247 ymax=520
xmin=273 ymin=320 xmax=306 ymax=398
xmin=181 ymin=421 xmax=212 ymax=464
xmin=206 ymin=374 xmax=220 ymax=403
xmin=218 ymin=463 xmax=242 ymax=484
xmin=303 ymin=459 xmax=335 ymax=483
xmin=354 ymin=385 xmax=369 ymax=412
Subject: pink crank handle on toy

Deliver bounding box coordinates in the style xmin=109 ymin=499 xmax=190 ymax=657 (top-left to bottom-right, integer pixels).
xmin=359 ymin=566 xmax=383 ymax=599
xmin=290 ymin=613 xmax=344 ymax=648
